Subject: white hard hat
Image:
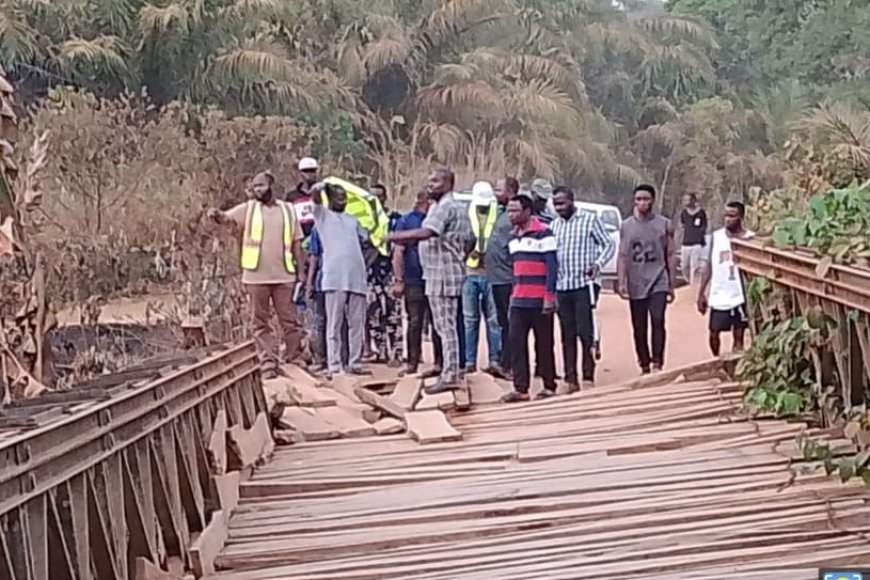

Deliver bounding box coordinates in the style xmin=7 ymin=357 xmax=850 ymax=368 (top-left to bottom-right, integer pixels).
xmin=471 ymin=180 xmax=494 ymax=205
xmin=298 ymin=157 xmax=319 ymax=171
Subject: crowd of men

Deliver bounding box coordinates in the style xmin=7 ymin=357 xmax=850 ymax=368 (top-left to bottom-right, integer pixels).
xmin=208 ymin=157 xmax=753 ymax=403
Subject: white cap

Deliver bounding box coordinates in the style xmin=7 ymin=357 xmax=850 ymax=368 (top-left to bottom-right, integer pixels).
xmin=298 ymin=157 xmax=319 ymax=171
xmin=471 ymin=181 xmax=494 ymax=205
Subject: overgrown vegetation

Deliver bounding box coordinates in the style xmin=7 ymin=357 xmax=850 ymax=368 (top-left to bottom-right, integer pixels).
xmin=0 ymin=0 xmax=866 ymax=215
xmin=738 ymin=308 xmax=833 ymax=418
xmin=769 ymin=183 xmax=870 ymax=266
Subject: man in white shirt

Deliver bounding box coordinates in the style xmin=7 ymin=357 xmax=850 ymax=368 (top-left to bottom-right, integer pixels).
xmin=696 ymin=201 xmax=754 ymax=356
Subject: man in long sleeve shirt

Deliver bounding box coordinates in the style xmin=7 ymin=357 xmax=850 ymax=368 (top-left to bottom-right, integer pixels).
xmin=551 ymin=186 xmax=616 ymax=390
xmin=501 ymin=191 xmax=558 ymax=403
xmin=485 ymin=177 xmax=519 ymax=375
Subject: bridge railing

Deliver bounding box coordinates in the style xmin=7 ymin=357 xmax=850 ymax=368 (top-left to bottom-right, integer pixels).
xmin=0 ymin=341 xmax=273 ymax=580
xmin=732 ymin=238 xmax=870 ymax=414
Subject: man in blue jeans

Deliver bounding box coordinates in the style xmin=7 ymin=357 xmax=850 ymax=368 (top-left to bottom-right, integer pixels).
xmin=462 ymin=181 xmax=502 ymax=375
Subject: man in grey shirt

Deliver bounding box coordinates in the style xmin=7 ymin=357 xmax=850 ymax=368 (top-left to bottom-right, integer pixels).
xmin=486 ymin=177 xmax=519 ymax=375
xmin=617 ymin=184 xmax=676 ymax=375
xmin=311 ymin=182 xmax=371 ymax=377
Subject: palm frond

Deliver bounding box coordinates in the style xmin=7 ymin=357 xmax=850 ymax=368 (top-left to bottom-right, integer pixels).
xmin=505 ymin=79 xmax=581 ymax=126
xmin=416 ymin=80 xmax=503 ymax=118
xmin=209 ymin=38 xmax=294 ymax=82
xmin=138 ymin=2 xmax=190 ymax=36
xmin=362 ymin=29 xmax=412 ymax=75
xmin=224 ymin=0 xmax=285 ymax=20
xmin=635 ymin=14 xmax=718 ymax=50
xmin=415 ymin=121 xmax=467 ymax=162
xmin=508 ymin=134 xmax=558 ymax=181
xmin=0 ymin=6 xmax=42 ymax=66
xmin=55 ymin=35 xmax=130 ymax=79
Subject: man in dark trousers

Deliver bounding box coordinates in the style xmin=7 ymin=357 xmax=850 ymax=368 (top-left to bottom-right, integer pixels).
xmin=486 ymin=177 xmax=519 ymax=377
xmin=679 ymin=193 xmax=707 ymax=285
xmin=551 ymin=186 xmax=615 ymax=390
xmin=617 ymin=184 xmax=676 ymax=375
xmin=366 ymin=183 xmax=403 ymax=366
xmin=501 ymin=191 xmax=558 ymax=403
xmin=392 ymin=190 xmax=443 ymax=376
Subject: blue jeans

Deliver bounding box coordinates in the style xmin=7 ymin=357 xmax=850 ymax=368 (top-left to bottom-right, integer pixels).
xmin=462 ymin=275 xmax=501 ymax=368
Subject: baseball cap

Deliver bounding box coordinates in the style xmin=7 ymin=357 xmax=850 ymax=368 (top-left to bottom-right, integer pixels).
xmin=530 ymin=178 xmax=553 ymax=200
xmin=516 ymin=189 xmax=535 ymax=202
xmin=298 ymin=157 xmax=319 ymax=171
xmin=471 ymin=181 xmax=494 ymax=205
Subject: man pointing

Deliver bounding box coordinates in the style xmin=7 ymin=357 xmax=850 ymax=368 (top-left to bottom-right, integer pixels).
xmin=208 ymin=172 xmax=306 ymax=379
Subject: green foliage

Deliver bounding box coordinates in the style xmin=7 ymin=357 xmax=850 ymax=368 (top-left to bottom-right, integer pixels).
xmin=668 ymin=0 xmax=870 ymax=91
xmin=798 ymin=430 xmax=870 ymax=486
xmin=770 ymin=183 xmax=870 ymax=265
xmin=737 ymin=308 xmax=835 ymax=417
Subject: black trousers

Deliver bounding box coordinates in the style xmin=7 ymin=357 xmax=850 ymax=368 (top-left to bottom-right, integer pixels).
xmin=491 ymin=283 xmax=512 ymax=370
xmin=509 ymin=307 xmax=556 ymax=393
xmin=405 ymin=284 xmax=442 ymax=369
xmin=629 ymin=291 xmax=668 ymax=369
xmin=557 ymin=286 xmax=599 ymax=382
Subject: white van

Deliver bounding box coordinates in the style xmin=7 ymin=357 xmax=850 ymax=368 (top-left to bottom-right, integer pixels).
xmin=571 ymin=202 xmax=622 ymax=288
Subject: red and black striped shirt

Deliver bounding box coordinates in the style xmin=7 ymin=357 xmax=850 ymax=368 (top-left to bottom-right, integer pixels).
xmin=509 ymin=218 xmax=558 ymax=309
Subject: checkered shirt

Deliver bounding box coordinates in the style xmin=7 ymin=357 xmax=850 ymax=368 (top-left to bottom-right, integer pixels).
xmin=551 ymin=209 xmax=616 ymax=291
xmin=420 ymin=193 xmax=472 ymax=297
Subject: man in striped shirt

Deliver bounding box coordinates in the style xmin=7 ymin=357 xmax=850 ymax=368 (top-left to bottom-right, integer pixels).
xmin=501 ymin=191 xmax=559 ymax=403
xmin=551 ymin=186 xmax=616 ymax=390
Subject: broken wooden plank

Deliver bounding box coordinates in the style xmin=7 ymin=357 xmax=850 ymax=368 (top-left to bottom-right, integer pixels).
xmin=373 ymin=417 xmax=404 ymax=435
xmin=316 ymin=407 xmax=377 ymax=438
xmin=467 ymin=374 xmax=504 ymax=405
xmin=405 ymin=410 xmax=462 ymax=444
xmin=354 ymin=386 xmax=407 ymax=420
xmin=280 ymin=407 xmax=341 ymax=441
xmin=227 ymin=413 xmax=274 ymax=469
xmin=207 ymin=410 xmax=227 ymax=475
xmin=269 ymin=375 xmax=336 ymax=408
xmin=389 ymin=376 xmax=423 ymax=410
xmin=189 ymin=509 xmax=228 ymax=577
xmin=416 ymin=391 xmax=455 ymax=411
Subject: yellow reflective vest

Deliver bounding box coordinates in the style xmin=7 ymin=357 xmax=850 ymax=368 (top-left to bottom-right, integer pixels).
xmin=240 ymin=200 xmax=296 ymax=273
xmin=466 ymin=202 xmax=498 ymax=268
xmin=322 ymin=176 xmax=389 ymax=256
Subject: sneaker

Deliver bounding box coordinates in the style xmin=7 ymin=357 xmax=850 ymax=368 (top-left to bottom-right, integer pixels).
xmin=465 ymin=364 xmax=477 ymax=374
xmin=582 ymin=376 xmax=595 ymax=389
xmin=565 ymin=379 xmax=581 ymax=394
xmin=501 ymin=391 xmax=530 ymax=404
xmin=535 ymin=389 xmax=557 ymax=400
xmin=347 ymin=366 xmax=373 ymax=376
xmin=424 ymin=379 xmax=461 ymax=395
xmin=651 ymin=363 xmax=663 ymax=372
xmin=262 ymin=368 xmax=278 ymax=380
xmin=641 ymin=366 xmax=651 ymax=375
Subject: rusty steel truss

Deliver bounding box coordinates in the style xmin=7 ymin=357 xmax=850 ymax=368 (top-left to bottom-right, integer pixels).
xmin=733 ymin=238 xmax=870 ymax=411
xmin=0 ymin=341 xmax=274 ymax=580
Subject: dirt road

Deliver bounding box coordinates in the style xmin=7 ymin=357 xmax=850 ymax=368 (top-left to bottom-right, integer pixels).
xmin=468 ymin=285 xmax=716 ymax=386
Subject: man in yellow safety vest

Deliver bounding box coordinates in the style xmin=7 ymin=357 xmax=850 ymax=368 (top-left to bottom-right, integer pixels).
xmin=208 ymin=172 xmax=307 ymax=379
xmin=463 ymin=181 xmax=504 ymax=376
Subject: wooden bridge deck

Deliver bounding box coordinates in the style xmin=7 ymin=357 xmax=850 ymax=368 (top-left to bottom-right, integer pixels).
xmin=211 ymin=373 xmax=870 ymax=579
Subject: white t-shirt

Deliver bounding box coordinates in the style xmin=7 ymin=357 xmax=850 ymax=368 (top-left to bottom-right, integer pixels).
xmin=706 ymin=228 xmax=754 ymax=311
